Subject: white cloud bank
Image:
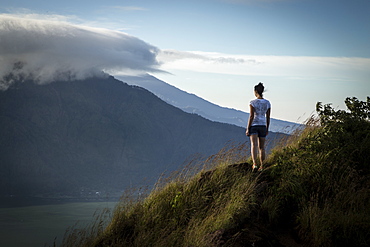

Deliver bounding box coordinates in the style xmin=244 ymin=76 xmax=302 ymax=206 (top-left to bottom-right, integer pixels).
xmin=158 ymin=50 xmax=370 ymax=83
xmin=0 ymin=15 xmax=160 ymax=90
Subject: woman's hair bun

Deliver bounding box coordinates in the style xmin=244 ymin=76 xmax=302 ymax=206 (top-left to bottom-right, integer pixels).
xmin=254 ymin=82 xmax=265 ymax=96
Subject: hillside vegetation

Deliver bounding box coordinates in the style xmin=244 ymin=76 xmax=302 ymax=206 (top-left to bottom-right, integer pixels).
xmin=61 ymin=97 xmax=370 ymax=247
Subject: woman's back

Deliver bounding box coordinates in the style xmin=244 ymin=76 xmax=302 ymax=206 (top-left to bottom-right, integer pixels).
xmin=250 ymin=98 xmax=271 ymax=126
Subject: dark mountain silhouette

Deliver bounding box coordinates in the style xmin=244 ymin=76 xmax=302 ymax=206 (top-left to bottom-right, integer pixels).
xmin=0 ymin=76 xmax=283 ymax=200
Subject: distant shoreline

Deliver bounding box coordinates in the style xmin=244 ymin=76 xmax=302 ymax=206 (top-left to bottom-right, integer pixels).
xmin=0 ymin=196 xmax=120 ymax=208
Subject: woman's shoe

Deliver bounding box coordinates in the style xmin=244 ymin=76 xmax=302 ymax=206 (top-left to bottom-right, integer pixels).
xmin=252 ymin=164 xmax=258 ymax=170
xmin=258 ymin=166 xmax=263 ymax=172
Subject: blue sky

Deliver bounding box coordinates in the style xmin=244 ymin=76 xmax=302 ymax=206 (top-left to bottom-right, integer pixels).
xmin=1 ymin=0 xmax=369 ymax=122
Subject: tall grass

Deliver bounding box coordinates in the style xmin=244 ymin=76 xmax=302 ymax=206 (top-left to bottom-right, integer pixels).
xmin=89 ymin=142 xmax=261 ymax=247
xmin=59 ymin=207 xmax=112 ymax=247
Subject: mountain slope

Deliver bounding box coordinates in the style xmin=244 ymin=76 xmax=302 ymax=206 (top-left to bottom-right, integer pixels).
xmin=118 ymin=74 xmax=300 ymax=134
xmin=0 ymin=76 xmax=283 ymax=199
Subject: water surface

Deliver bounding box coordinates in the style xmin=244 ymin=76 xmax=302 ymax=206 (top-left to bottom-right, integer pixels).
xmin=0 ymin=201 xmax=117 ymax=247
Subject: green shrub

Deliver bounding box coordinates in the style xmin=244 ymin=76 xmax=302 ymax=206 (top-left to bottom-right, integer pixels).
xmin=262 ymin=97 xmax=370 ymax=246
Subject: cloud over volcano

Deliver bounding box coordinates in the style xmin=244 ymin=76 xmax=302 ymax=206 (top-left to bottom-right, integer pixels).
xmin=0 ymin=15 xmax=160 ymax=90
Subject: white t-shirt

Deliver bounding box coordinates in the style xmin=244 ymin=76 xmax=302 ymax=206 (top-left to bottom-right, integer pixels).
xmin=250 ymin=98 xmax=271 ymax=126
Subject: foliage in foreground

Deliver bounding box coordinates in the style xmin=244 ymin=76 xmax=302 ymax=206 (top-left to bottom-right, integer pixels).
xmin=60 ymin=97 xmax=370 ymax=247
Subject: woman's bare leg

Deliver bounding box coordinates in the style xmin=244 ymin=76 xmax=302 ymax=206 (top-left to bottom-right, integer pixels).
xmin=250 ymin=134 xmax=259 ymax=168
xmin=258 ymin=137 xmax=266 ymax=169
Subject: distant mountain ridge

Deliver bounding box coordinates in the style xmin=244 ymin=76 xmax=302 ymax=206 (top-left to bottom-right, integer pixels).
xmin=118 ymin=74 xmax=300 ymax=134
xmin=0 ymin=76 xmax=286 ymax=200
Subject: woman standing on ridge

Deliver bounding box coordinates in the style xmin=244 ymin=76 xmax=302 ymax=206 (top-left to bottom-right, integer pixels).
xmin=246 ymin=82 xmax=271 ymax=171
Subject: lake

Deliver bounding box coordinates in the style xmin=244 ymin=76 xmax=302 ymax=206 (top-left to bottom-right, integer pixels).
xmin=0 ymin=200 xmax=118 ymax=247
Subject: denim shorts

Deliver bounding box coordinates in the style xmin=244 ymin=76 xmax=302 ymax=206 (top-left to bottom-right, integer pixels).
xmin=249 ymin=125 xmax=267 ymax=137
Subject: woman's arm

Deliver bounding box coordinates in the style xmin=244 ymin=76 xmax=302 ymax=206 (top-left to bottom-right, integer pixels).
xmin=266 ymin=108 xmax=271 ymax=136
xmin=246 ymin=105 xmax=255 ymax=136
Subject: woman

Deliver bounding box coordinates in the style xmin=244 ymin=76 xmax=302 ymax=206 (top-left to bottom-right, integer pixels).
xmin=246 ymin=82 xmax=271 ymax=171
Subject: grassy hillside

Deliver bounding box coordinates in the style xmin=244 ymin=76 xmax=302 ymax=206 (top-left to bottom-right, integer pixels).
xmin=60 ymin=97 xmax=370 ymax=247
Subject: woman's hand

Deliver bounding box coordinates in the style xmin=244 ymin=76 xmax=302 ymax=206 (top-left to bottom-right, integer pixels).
xmin=245 ymin=129 xmax=250 ymax=136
